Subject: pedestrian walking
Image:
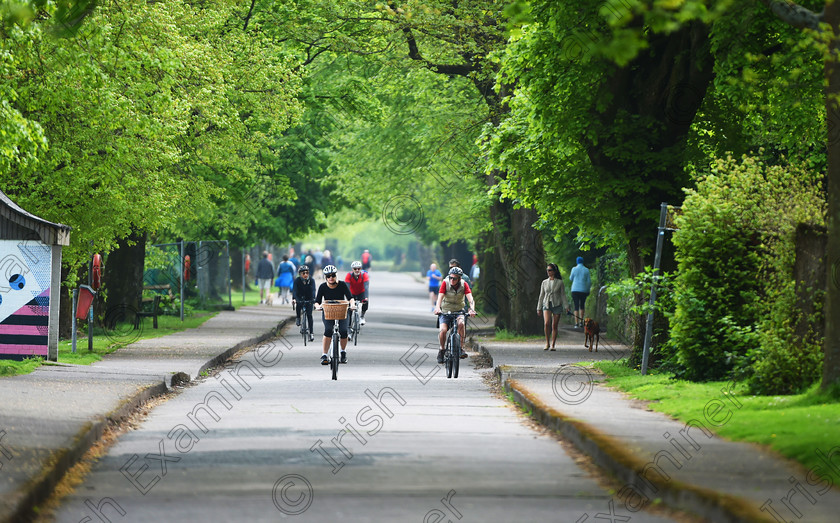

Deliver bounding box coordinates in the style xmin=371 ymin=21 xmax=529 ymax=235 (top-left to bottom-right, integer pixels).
xmin=256 ymin=251 xmax=275 ymax=304
xmin=427 ymin=263 xmax=442 ymax=311
xmin=275 ymin=255 xmax=296 ymax=304
xmin=538 ymin=263 xmax=568 ymax=351
xmin=569 ymin=256 xmax=591 ymax=328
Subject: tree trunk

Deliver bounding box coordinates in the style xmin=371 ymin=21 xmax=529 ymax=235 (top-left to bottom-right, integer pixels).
xmin=823 ymin=1 xmax=840 ymax=391
xmin=58 ymin=266 xmax=72 ymax=339
xmin=103 ymin=230 xmax=146 ymax=327
xmin=231 ymin=248 xmax=244 ymax=291
xmin=440 ymin=240 xmax=472 ymax=271
xmin=486 ymin=194 xmax=545 ymax=334
xmin=793 ymin=224 xmax=827 ymax=345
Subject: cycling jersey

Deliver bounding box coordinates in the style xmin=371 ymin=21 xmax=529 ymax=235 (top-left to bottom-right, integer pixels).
xmin=345 ymin=270 xmax=369 ymax=296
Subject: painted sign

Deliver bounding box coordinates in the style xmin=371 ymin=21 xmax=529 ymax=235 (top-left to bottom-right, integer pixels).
xmin=0 ymin=240 xmax=52 ymax=359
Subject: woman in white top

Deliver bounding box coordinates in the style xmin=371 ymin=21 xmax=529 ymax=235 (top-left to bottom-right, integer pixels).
xmin=537 ymin=263 xmax=569 ymax=351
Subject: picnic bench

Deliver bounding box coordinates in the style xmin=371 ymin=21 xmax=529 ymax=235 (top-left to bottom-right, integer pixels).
xmin=135 ymin=284 xmax=173 ymax=330
xmin=134 ymin=295 xmax=161 ymax=329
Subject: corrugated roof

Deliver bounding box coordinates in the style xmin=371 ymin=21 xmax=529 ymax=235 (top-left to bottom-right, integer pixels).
xmin=0 ymin=189 xmax=71 ymax=246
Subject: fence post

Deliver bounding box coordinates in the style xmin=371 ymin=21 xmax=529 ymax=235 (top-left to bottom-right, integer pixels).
xmin=641 ymin=203 xmax=668 ymax=375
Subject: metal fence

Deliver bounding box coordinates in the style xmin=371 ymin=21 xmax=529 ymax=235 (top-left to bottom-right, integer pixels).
xmin=144 ymin=240 xmax=231 ymax=312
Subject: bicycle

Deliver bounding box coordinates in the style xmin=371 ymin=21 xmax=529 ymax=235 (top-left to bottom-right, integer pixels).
xmin=297 ymin=299 xmax=313 ymax=346
xmin=439 ymin=311 xmax=466 ymax=379
xmin=348 ymin=298 xmax=367 ymax=346
xmin=321 ymin=300 xmax=350 ymax=381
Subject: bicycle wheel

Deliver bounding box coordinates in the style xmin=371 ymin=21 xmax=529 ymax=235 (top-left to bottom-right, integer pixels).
xmin=331 ymin=333 xmax=339 ymax=380
xmin=302 ymin=323 xmax=308 ymax=346
xmin=353 ymin=310 xmax=360 ymax=346
xmin=444 ymin=336 xmax=453 ymax=379
xmin=452 ymin=331 xmax=461 ymax=379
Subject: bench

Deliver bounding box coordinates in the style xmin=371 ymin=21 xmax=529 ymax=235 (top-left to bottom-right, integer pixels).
xmin=143 ymin=283 xmax=174 ymax=299
xmin=135 ymin=295 xmax=161 ymax=330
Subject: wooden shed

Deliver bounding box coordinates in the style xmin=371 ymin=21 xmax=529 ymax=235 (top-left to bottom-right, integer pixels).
xmin=0 ymin=190 xmax=70 ymax=361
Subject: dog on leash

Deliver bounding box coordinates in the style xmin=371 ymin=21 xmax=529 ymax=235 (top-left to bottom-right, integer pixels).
xmin=584 ymin=318 xmax=599 ymax=352
xmin=265 ymin=294 xmax=274 ymax=307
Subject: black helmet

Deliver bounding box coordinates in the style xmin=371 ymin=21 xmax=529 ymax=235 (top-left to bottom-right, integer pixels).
xmin=298 ymin=265 xmax=309 ymax=273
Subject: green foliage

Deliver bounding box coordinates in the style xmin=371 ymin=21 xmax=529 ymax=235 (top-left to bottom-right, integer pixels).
xmin=671 ymin=154 xmax=825 ymax=385
xmin=1 ymin=0 xmax=304 ymax=282
xmin=0 ymin=356 xmax=43 ymax=377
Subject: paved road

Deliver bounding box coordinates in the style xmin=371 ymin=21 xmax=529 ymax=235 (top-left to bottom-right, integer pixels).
xmin=50 ymin=272 xmax=675 ymax=522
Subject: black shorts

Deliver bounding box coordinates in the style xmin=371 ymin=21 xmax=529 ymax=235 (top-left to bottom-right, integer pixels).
xmin=572 ymin=292 xmax=588 ymax=310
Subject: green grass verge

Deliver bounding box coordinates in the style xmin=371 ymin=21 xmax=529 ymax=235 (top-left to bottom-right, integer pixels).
xmin=594 ymin=360 xmax=840 ymax=488
xmin=493 ymin=328 xmax=545 ymax=342
xmin=0 ymin=357 xmax=44 ymax=377
xmin=0 ymin=311 xmax=218 ymax=377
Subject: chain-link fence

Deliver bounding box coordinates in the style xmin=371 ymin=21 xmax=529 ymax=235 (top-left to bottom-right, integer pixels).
xmin=144 ymin=240 xmax=231 ymax=312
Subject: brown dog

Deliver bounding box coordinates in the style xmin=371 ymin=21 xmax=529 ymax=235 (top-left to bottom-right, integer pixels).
xmin=584 ymin=318 xmax=599 ymax=352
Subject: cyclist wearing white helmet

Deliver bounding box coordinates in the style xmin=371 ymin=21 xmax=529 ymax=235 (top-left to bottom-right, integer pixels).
xmin=433 ymin=266 xmax=476 ymax=363
xmin=345 ymin=261 xmax=370 ymax=325
xmin=314 ymin=265 xmax=355 ymax=365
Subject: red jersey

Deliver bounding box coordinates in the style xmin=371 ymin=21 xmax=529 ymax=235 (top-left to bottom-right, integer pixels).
xmin=438 ymin=280 xmax=471 ymax=295
xmin=345 ymin=270 xmax=369 ymax=295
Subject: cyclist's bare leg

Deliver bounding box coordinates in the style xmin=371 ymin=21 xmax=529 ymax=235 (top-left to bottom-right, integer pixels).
xmin=438 ymin=322 xmax=448 ymax=351
xmin=322 ymin=336 xmax=330 ymax=355
xmin=457 ymin=317 xmax=466 ymax=340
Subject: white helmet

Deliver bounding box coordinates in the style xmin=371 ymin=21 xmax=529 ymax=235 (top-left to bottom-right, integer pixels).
xmin=351 ymin=261 xmax=362 ymax=269
xmin=323 ymin=265 xmax=337 ymax=275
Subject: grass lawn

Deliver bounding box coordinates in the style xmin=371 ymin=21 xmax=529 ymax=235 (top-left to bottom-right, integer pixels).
xmin=594 ymin=360 xmax=840 ymax=487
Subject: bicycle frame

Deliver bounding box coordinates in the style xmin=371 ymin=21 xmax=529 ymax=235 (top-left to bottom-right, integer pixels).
xmin=440 ymin=311 xmax=465 ymax=379
xmin=298 ymin=300 xmax=313 ymax=346
xmin=348 ymin=299 xmax=366 ymax=346
xmin=329 ymin=318 xmax=340 ymax=380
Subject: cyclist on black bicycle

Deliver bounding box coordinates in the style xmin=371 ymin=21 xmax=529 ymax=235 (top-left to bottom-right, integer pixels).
xmin=345 ymin=261 xmax=370 ymax=325
xmin=314 ymin=265 xmax=355 ymax=365
xmin=291 ymin=265 xmax=316 ymax=342
xmin=433 ymin=267 xmax=476 ymax=364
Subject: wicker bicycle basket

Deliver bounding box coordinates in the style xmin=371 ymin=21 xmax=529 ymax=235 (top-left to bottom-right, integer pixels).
xmin=322 ymin=300 xmax=349 ymax=320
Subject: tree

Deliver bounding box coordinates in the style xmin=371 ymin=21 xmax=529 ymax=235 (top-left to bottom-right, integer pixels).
xmin=483 ymin=1 xmax=715 ymax=348
xmin=2 ymin=0 xmax=304 ymax=320
xmin=262 ymin=0 xmax=546 ymax=332
xmin=756 ymin=0 xmax=840 ymax=391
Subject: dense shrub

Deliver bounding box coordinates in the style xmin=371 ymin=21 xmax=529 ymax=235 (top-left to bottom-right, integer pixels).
xmin=671 ymin=155 xmax=825 ymax=388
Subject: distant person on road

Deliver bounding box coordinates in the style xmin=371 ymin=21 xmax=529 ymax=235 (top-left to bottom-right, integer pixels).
xmin=427 ymin=263 xmax=442 ymax=311
xmin=434 ymin=267 xmax=476 ymax=364
xmin=292 ymin=265 xmax=316 ymax=342
xmin=361 ymin=249 xmax=372 ymax=271
xmin=569 ymin=256 xmax=591 ymax=329
xmin=322 ymin=249 xmax=333 ymax=268
xmin=256 ymin=251 xmax=275 ymax=305
xmin=275 ymin=255 xmax=296 ymax=305
xmin=538 ymin=263 xmax=568 ymax=351
xmin=345 ymin=261 xmax=370 ymax=325
xmin=448 ymin=258 xmax=471 ymax=287
xmin=469 ymin=255 xmax=480 ymax=285
xmin=314 ymin=265 xmax=355 ymax=365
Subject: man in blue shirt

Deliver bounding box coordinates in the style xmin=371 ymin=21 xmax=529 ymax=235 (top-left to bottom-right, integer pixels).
xmin=569 ymin=257 xmax=591 ymax=329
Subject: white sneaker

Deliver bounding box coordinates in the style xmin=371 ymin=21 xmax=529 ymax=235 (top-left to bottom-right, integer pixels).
xmin=360 ymin=318 xmax=366 ymax=325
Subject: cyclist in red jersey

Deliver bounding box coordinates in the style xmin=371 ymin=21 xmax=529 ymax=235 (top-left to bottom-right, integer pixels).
xmin=345 ymin=261 xmax=369 ymax=324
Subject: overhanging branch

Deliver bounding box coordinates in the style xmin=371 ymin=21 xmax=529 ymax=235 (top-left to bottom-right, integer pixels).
xmin=402 ymin=27 xmax=474 ymax=77
xmin=759 ymin=0 xmax=823 ymax=30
